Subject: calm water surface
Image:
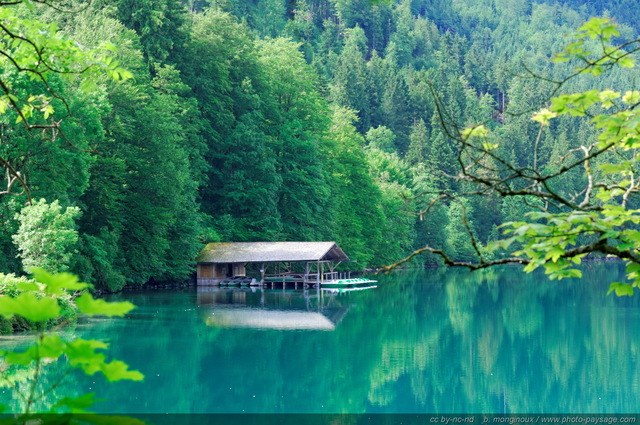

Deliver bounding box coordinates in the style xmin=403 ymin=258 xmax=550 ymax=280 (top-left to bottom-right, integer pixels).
xmin=2 ymin=263 xmax=640 ymax=414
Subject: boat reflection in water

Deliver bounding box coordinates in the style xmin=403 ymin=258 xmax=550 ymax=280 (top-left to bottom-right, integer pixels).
xmin=197 ymin=285 xmax=377 ymax=331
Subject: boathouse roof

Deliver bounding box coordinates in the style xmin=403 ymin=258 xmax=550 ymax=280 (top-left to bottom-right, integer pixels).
xmin=196 ymin=242 xmax=350 ymax=264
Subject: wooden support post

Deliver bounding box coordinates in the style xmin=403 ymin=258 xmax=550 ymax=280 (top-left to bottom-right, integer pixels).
xmin=260 ymin=263 xmax=265 ymax=285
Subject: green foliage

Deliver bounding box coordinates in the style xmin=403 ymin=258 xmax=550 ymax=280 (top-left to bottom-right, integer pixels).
xmin=442 ymin=200 xmax=483 ymax=262
xmin=114 ymin=0 xmax=188 ymax=64
xmin=12 ymin=199 xmax=80 ymax=274
xmin=75 ymin=292 xmax=135 ymax=317
xmin=0 ymin=270 xmax=142 ymax=416
xmin=324 ymin=107 xmax=387 ymax=267
xmin=0 ymin=3 xmax=132 ymax=124
xmin=0 ymin=273 xmax=30 ymax=298
xmin=179 ymin=9 xmax=283 ymax=242
xmin=365 ymin=126 xmax=396 ymax=153
xmin=8 ymin=0 xmax=640 ymax=291
xmin=0 ymin=272 xmax=77 ymax=333
xmin=330 ymin=26 xmax=371 ymax=132
xmin=0 ymin=291 xmax=61 ymax=323
xmin=467 ymin=18 xmax=640 ymax=295
xmin=256 ymin=37 xmax=332 ymax=241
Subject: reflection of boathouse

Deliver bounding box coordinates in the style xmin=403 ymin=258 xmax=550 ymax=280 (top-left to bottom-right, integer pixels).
xmin=197 ymin=287 xmax=351 ymax=331
xmin=195 ymin=242 xmax=351 ymax=286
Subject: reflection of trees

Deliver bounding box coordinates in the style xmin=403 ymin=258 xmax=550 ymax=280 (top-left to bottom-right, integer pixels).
xmin=446 ymin=274 xmax=479 ymax=335
xmin=101 ymin=265 xmax=640 ymax=413
xmin=9 ymin=265 xmax=640 ymax=414
xmin=362 ymin=263 xmax=640 ymax=413
xmin=336 ymin=264 xmax=630 ymax=413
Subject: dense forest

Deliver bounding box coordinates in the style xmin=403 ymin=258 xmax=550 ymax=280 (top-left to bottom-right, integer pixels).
xmin=0 ymin=0 xmax=637 ymax=291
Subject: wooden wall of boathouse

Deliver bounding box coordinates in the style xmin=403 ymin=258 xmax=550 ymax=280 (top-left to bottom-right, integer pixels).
xmin=197 ymin=263 xmax=247 ymax=285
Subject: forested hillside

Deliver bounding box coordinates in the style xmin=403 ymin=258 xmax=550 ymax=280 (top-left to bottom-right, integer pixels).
xmin=0 ymin=0 xmax=635 ymax=291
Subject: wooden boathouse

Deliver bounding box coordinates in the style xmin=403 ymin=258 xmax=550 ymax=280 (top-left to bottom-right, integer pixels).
xmin=195 ymin=241 xmax=351 ymax=286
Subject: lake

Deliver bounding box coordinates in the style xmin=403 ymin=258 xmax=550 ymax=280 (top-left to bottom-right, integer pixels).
xmin=2 ymin=262 xmax=640 ymax=415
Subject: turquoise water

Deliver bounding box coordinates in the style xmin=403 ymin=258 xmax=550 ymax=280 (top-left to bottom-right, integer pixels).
xmin=2 ymin=262 xmax=640 ymax=414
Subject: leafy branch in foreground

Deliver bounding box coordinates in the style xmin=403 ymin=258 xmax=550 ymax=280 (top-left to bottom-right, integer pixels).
xmin=0 ymin=0 xmax=132 ymax=203
xmin=0 ymin=268 xmax=144 ymax=423
xmin=384 ymin=18 xmax=640 ymax=296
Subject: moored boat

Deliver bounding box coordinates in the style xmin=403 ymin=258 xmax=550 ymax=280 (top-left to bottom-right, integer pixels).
xmin=321 ymin=277 xmax=377 ymax=288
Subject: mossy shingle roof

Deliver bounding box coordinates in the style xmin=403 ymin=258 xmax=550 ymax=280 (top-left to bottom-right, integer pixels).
xmin=196 ymin=242 xmax=350 ymax=263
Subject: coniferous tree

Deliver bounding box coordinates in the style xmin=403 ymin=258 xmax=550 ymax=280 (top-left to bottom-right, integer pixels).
xmin=406 ymin=119 xmax=430 ymax=166
xmin=330 ymin=26 xmax=371 ymax=132
xmin=114 ymin=0 xmax=189 ymax=64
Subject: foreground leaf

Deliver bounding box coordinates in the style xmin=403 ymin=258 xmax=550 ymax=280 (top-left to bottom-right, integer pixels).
xmin=53 ymin=393 xmax=102 ymax=413
xmin=99 ymin=360 xmax=144 ymax=382
xmin=31 ymin=268 xmax=91 ymax=295
xmin=608 ymin=282 xmax=634 ymax=296
xmin=5 ymin=335 xmax=66 ymax=365
xmin=0 ymin=292 xmax=60 ymax=322
xmin=75 ymin=293 xmax=135 ymax=317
